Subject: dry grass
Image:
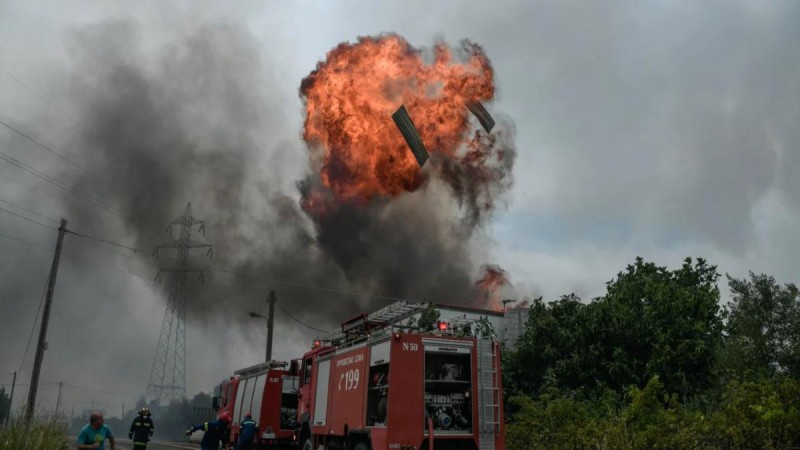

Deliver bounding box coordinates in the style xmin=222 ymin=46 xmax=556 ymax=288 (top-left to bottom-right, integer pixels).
xmin=0 ymin=412 xmax=69 ymax=450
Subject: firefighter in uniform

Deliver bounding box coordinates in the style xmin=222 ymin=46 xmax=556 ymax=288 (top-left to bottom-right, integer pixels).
xmin=234 ymin=413 xmax=259 ymax=450
xmin=128 ymin=407 xmax=154 ymax=449
xmin=186 ymin=413 xmax=231 ymax=450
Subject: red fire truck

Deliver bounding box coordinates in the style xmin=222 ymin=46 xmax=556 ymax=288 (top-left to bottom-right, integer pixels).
xmin=213 ymin=360 xmax=300 ymax=448
xmin=295 ymin=301 xmax=505 ymax=450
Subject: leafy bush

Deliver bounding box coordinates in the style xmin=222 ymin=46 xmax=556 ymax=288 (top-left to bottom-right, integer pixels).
xmin=506 ymin=376 xmax=800 ymax=450
xmin=506 ymin=388 xmax=628 ymax=449
xmin=706 ymin=377 xmax=800 ymax=449
xmin=503 ymin=259 xmax=800 ymax=449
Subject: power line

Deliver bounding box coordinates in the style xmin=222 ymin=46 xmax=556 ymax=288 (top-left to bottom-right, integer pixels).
xmin=0 ymin=205 xmax=54 ymax=229
xmin=0 ymin=228 xmax=153 ymax=281
xmin=0 ymin=118 xmax=93 ymax=175
xmin=62 ymin=383 xmax=138 ymax=399
xmin=65 ymin=230 xmax=158 ymax=270
xmin=276 ymin=303 xmax=328 ymax=333
xmin=65 ymin=229 xmax=143 ymax=254
xmin=0 ymin=382 xmax=135 ymax=399
xmin=0 ymin=67 xmax=68 ymax=119
xmin=203 ymin=260 xmax=405 ymax=302
xmin=0 ymin=197 xmax=58 ymax=225
xmin=5 ymin=222 xmax=407 ymax=304
xmin=0 ymin=149 xmax=123 ymax=218
xmin=18 ymin=273 xmax=49 ymax=374
xmin=62 ymin=227 xmax=406 ymax=302
xmin=0 ymin=383 xmax=58 ymax=388
xmin=0 ymin=230 xmax=53 ymax=251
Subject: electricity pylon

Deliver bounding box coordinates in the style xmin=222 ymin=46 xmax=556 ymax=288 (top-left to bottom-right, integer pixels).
xmin=144 ymin=203 xmax=212 ymax=406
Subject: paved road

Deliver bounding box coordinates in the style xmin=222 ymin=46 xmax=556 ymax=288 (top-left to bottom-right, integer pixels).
xmin=70 ymin=439 xmax=200 ymax=450
xmin=119 ymin=441 xmax=199 ymax=450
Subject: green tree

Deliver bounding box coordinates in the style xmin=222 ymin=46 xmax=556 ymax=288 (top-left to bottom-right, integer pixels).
xmin=509 ymin=257 xmax=723 ymax=400
xmin=510 ymin=294 xmax=595 ymax=395
xmin=417 ymin=304 xmax=440 ymax=331
xmin=724 ymin=273 xmax=800 ymax=378
xmin=596 ymin=257 xmax=723 ymax=399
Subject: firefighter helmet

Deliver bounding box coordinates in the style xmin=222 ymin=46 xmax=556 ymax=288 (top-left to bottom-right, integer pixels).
xmin=219 ymin=412 xmax=231 ymax=423
xmin=139 ymin=407 xmax=150 ymax=416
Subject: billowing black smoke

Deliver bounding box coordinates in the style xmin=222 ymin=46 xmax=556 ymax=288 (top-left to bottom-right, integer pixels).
xmin=56 ymin=22 xmax=517 ymax=331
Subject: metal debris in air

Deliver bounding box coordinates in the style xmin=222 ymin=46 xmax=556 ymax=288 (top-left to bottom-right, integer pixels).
xmin=467 ymin=101 xmax=495 ymax=133
xmin=392 ymin=105 xmax=430 ymax=167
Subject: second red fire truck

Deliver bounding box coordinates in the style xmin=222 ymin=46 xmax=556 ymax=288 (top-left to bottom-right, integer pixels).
xmin=213 ymin=361 xmax=299 ymax=448
xmin=213 ymin=301 xmax=505 ymax=450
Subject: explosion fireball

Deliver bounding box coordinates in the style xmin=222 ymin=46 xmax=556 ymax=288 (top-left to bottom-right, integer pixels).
xmin=300 ymin=34 xmax=502 ymax=212
xmin=298 ymin=34 xmax=516 ymax=311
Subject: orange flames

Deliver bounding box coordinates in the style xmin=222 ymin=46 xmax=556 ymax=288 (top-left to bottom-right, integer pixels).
xmin=300 ymin=34 xmax=495 ymax=207
xmin=476 ymin=264 xmax=511 ymax=311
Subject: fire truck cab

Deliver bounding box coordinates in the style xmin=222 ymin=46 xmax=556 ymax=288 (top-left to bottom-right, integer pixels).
xmin=213 ymin=360 xmax=300 ymax=449
xmin=295 ymin=302 xmax=505 ymax=450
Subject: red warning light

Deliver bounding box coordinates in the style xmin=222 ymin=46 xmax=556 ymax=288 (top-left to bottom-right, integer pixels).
xmin=312 ymin=340 xmax=321 ymax=348
xmin=437 ymin=321 xmax=448 ymax=331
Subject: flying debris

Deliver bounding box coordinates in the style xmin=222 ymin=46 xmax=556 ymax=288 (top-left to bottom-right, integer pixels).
xmin=392 ymin=105 xmax=429 ymax=167
xmin=467 ymin=101 xmax=495 ymax=133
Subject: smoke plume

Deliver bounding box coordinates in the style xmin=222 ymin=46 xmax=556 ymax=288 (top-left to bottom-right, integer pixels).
xmin=51 ymin=26 xmax=517 ymax=336
xmin=298 ymin=34 xmax=517 ymax=308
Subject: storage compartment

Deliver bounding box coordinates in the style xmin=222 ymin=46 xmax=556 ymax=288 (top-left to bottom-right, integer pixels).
xmin=367 ymin=341 xmax=390 ymax=427
xmin=423 ymin=351 xmax=472 ymax=433
xmin=281 ymin=376 xmax=298 ymax=430
xmin=366 ymin=362 xmax=389 ymax=426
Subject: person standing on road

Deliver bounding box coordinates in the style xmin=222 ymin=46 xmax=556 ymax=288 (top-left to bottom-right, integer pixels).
xmin=234 ymin=413 xmax=258 ymax=450
xmin=128 ymin=407 xmax=155 ymax=449
xmin=185 ymin=413 xmax=231 ymax=450
xmin=77 ymin=412 xmax=116 ymax=450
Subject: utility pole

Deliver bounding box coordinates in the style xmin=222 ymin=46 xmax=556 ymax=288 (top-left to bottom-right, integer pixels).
xmin=4 ymin=371 xmax=16 ymax=426
xmin=55 ymin=382 xmax=63 ymax=417
xmin=26 ymin=218 xmax=67 ymax=421
xmin=266 ymin=291 xmax=276 ymax=362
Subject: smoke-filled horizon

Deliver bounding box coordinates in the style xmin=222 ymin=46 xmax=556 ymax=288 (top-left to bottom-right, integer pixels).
xmin=0 ymin=16 xmax=518 ymax=415
xmin=60 ymin=24 xmax=516 ymax=318
xmin=2 ymin=0 xmax=798 ymax=420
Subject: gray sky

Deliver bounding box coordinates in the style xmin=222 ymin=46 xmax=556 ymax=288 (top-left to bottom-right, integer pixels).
xmin=1 ymin=0 xmax=798 ymax=418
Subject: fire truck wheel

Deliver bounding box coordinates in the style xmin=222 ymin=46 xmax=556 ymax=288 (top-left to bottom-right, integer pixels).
xmin=302 ymin=438 xmax=313 ymax=450
xmin=353 ymin=441 xmax=370 ymax=450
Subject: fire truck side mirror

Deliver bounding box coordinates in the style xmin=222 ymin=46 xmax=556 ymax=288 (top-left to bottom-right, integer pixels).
xmin=212 ymin=396 xmax=220 ymax=411
xmin=290 ymin=359 xmax=300 ymax=376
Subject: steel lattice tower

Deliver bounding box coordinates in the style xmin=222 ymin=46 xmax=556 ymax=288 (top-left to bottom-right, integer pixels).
xmin=145 ymin=203 xmax=211 ymax=406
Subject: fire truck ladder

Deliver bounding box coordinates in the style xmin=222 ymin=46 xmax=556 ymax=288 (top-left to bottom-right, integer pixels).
xmin=317 ymin=301 xmax=429 ymax=344
xmin=477 ymin=338 xmax=499 ymax=450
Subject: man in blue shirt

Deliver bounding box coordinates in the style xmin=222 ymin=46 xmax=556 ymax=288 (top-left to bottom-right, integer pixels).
xmin=186 ymin=413 xmax=231 ymax=450
xmin=77 ymin=412 xmax=116 ymax=450
xmin=234 ymin=413 xmax=259 ymax=450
